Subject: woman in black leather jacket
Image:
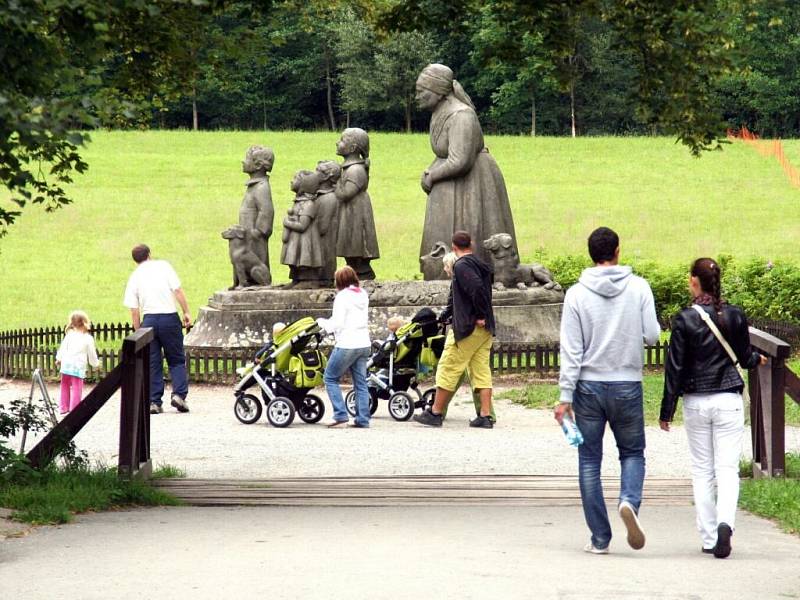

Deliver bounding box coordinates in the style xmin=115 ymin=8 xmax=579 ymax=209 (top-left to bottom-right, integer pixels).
xmin=659 ymin=258 xmax=766 ymax=559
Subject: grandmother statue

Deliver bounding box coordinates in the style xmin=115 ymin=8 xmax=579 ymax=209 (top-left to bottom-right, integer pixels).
xmin=416 ymin=63 xmax=518 ymax=279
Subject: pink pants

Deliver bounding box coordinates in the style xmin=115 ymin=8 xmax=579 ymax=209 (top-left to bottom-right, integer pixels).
xmin=60 ymin=374 xmax=85 ymax=413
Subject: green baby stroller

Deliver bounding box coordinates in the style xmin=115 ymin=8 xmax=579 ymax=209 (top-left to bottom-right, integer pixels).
xmin=233 ymin=317 xmax=328 ymax=427
xmin=345 ymin=308 xmax=445 ymax=421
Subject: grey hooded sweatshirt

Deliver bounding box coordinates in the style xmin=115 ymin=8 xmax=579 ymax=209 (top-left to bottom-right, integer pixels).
xmin=558 ymin=265 xmax=660 ymax=403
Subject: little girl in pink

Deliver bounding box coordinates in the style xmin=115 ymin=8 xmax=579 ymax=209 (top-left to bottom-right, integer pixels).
xmin=55 ymin=311 xmax=100 ymax=414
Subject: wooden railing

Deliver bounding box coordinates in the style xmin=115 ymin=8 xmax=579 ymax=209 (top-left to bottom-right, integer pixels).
xmin=26 ymin=329 xmax=153 ymax=479
xmin=748 ymin=327 xmax=798 ymax=478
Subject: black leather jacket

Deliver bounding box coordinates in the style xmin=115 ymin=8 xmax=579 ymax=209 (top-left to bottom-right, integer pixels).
xmin=660 ymin=303 xmax=762 ymax=422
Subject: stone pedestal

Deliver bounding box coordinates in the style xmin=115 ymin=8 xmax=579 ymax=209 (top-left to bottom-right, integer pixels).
xmin=185 ymin=281 xmax=563 ymax=349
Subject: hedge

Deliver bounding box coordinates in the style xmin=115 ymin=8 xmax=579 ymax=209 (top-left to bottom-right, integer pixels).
xmin=539 ymin=253 xmax=800 ymax=327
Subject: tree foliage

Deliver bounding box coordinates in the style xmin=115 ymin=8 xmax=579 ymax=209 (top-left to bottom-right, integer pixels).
xmin=0 ymin=0 xmax=271 ymax=236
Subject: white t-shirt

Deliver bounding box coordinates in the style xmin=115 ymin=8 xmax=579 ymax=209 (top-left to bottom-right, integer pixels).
xmin=56 ymin=330 xmax=99 ymax=378
xmin=123 ymin=259 xmax=181 ymax=316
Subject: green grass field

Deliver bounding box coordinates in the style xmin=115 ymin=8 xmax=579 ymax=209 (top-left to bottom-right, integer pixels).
xmin=1 ymin=131 xmax=800 ymax=328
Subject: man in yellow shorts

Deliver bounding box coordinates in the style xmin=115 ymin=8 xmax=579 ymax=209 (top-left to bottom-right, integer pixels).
xmin=414 ymin=231 xmax=496 ymax=428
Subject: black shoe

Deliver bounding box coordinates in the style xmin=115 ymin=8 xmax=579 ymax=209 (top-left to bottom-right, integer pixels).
xmin=413 ymin=408 xmax=443 ymax=427
xmin=469 ymin=415 xmax=494 ymax=429
xmin=701 ymin=548 xmax=715 ymax=554
xmin=714 ymin=523 xmax=732 ymax=558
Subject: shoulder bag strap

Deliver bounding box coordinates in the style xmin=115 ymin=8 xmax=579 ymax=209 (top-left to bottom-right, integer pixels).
xmin=690 ymin=304 xmax=746 ymax=386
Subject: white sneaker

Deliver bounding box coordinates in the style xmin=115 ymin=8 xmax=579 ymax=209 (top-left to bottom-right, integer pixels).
xmin=619 ymin=500 xmax=646 ymax=550
xmin=170 ymin=394 xmax=189 ymax=413
xmin=583 ymin=542 xmax=609 ymax=555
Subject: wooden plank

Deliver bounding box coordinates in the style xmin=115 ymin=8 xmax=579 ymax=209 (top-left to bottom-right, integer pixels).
xmin=749 ymin=327 xmax=791 ymax=360
xmin=154 ymin=475 xmax=693 ymax=507
xmin=118 ymin=340 xmax=143 ymax=478
xmin=784 ymin=367 xmax=800 ymax=406
xmin=769 ymin=359 xmax=786 ymax=476
xmin=26 ymin=365 xmax=123 ymax=469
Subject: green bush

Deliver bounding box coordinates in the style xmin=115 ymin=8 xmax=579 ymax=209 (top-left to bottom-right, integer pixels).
xmin=545 ymin=253 xmax=800 ymax=326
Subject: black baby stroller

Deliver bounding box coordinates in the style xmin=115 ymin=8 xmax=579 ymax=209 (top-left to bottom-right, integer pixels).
xmin=233 ymin=317 xmax=327 ymax=427
xmin=345 ymin=307 xmax=445 ymax=421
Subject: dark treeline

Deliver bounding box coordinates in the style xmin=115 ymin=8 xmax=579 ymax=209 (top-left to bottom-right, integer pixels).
xmin=85 ymin=1 xmax=800 ymax=137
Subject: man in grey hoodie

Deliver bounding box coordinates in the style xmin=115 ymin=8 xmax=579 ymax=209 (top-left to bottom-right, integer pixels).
xmin=555 ymin=227 xmax=660 ymax=555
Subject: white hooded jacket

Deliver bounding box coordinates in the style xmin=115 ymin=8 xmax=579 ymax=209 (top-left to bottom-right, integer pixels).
xmin=558 ymin=265 xmax=661 ymax=403
xmin=317 ymin=285 xmax=371 ymax=349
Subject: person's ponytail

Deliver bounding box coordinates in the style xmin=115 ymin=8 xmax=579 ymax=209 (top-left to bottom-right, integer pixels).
xmin=691 ymin=258 xmax=724 ymax=317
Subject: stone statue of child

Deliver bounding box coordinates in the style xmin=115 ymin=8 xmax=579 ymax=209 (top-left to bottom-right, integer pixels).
xmin=315 ymin=160 xmax=342 ymax=286
xmin=280 ymin=170 xmax=324 ymax=288
xmin=236 ymin=145 xmax=275 ymax=287
xmin=335 ymin=128 xmax=380 ymax=280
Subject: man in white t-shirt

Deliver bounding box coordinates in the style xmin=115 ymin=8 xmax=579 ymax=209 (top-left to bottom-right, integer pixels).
xmin=123 ymin=244 xmax=192 ymax=414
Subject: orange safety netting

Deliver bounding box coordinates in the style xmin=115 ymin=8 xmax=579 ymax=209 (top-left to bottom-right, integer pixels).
xmin=727 ymin=126 xmax=800 ymax=188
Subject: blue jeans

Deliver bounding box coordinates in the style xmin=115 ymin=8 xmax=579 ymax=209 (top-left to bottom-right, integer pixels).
xmin=324 ymin=346 xmax=370 ymax=426
xmin=142 ymin=313 xmax=188 ymax=406
xmin=573 ymin=380 xmax=646 ymax=550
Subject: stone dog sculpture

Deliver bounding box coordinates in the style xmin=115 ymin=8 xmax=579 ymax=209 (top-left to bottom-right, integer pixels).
xmin=419 ymin=241 xmax=450 ymax=281
xmin=483 ymin=233 xmax=562 ymax=291
xmin=222 ymin=225 xmax=272 ymax=288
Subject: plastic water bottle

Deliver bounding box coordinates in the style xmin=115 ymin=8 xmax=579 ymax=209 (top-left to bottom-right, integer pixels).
xmin=561 ymin=413 xmax=584 ymax=447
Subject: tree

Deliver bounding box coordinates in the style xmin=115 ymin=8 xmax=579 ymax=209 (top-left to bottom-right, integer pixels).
xmin=470 ymin=5 xmax=559 ymax=136
xmin=381 ymin=0 xmax=766 ymax=154
xmin=375 ymin=31 xmax=438 ymax=132
xmin=333 ymin=7 xmax=436 ymax=131
xmin=0 ymin=0 xmax=272 ymax=238
xmin=715 ymin=5 xmax=800 ymax=137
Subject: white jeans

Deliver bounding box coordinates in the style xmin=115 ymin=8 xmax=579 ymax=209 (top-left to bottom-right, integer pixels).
xmin=683 ymin=392 xmax=745 ymax=549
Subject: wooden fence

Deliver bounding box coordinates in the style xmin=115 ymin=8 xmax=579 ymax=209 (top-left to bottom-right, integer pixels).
xmin=0 ymin=321 xmax=673 ymax=384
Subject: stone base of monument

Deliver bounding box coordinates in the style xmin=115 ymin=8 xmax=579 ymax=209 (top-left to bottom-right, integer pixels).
xmin=184 ymin=280 xmax=564 ymax=349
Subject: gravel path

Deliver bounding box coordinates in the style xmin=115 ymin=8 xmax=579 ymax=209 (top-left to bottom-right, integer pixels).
xmin=3 ymin=377 xmax=799 ymax=479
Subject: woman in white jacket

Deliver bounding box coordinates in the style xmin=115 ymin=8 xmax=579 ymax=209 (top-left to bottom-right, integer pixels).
xmin=317 ymin=266 xmax=372 ymax=427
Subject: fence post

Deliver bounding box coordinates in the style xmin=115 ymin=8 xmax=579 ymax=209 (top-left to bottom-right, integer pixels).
xmin=748 ymin=327 xmax=790 ymax=478
xmin=118 ymin=328 xmax=153 ymax=480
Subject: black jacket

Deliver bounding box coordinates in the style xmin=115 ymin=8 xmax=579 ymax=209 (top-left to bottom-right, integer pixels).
xmin=441 ymin=254 xmax=495 ymax=341
xmin=660 ymin=303 xmax=762 ymax=422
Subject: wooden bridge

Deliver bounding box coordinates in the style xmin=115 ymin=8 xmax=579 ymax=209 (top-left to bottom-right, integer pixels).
xmin=22 ymin=326 xmax=797 ymax=504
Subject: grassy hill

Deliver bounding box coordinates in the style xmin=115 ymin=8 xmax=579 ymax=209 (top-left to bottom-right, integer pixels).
xmin=1 ymin=131 xmax=798 ymax=328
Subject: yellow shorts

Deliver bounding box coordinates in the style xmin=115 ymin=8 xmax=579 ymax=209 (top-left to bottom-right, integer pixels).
xmin=435 ymin=327 xmax=493 ymax=392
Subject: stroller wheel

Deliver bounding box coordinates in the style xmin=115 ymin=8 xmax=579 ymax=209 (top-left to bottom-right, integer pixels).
xmin=234 ymin=394 xmax=262 ymax=424
xmin=421 ymin=388 xmax=436 ymax=411
xmin=266 ymin=396 xmax=296 ymax=428
xmin=346 ymin=390 xmax=379 ymax=416
xmin=345 ymin=390 xmax=358 ymax=418
xmin=298 ymin=394 xmax=325 ymax=424
xmin=388 ymin=391 xmax=415 ymax=421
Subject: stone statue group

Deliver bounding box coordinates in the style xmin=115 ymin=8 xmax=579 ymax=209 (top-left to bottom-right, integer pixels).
xmin=223 ymin=127 xmax=379 ymax=290
xmin=223 ymin=63 xmax=558 ymax=291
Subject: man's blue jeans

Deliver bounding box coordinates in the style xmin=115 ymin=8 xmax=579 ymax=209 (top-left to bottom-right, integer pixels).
xmin=323 ymin=346 xmax=371 ymax=426
xmin=142 ymin=313 xmax=188 ymax=406
xmin=572 ymin=380 xmax=646 ymax=550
